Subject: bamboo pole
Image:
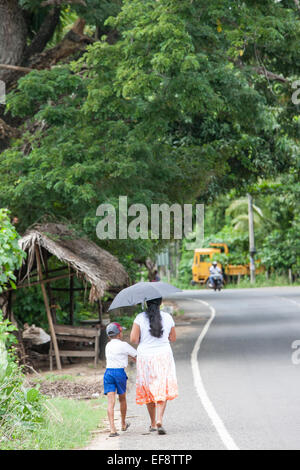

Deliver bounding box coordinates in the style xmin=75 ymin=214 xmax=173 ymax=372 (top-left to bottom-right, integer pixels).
xmin=4 ymin=272 xmax=75 ymax=292
xmin=44 ymin=252 xmax=57 ymax=324
xmin=35 ymin=246 xmax=62 ymax=370
xmin=69 ymin=273 xmax=74 ymax=325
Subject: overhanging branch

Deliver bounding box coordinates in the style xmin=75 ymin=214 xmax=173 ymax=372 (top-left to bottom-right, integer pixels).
xmin=232 ymin=57 xmax=290 ymax=84
xmin=251 ymin=66 xmax=289 ymax=84
xmin=0 ymin=64 xmax=33 ymax=73
xmin=23 ymin=7 xmax=61 ymax=61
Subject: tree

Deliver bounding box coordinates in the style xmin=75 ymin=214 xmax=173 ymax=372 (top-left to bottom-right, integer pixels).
xmin=0 ymin=0 xmax=27 ymax=73
xmin=0 ymin=0 xmax=122 ymax=83
xmin=225 ymin=197 xmax=273 ymax=232
xmin=0 ymin=0 xmax=299 ymax=273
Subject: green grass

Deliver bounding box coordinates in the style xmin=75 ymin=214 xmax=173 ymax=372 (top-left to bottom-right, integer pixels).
xmin=30 ymin=373 xmax=77 ymax=384
xmin=0 ymin=397 xmax=107 ymax=450
xmin=162 ymin=275 xmax=300 ymax=290
xmin=225 ymin=274 xmax=300 ymax=289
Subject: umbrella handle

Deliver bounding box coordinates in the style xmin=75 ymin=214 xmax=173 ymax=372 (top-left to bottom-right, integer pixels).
xmin=142 ymin=298 xmax=147 ymax=311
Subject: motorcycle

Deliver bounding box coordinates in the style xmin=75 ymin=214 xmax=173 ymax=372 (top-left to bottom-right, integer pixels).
xmin=208 ymin=274 xmax=223 ymax=291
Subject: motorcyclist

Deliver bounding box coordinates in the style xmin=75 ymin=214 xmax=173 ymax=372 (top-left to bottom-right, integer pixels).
xmin=209 ymin=261 xmax=223 ymax=286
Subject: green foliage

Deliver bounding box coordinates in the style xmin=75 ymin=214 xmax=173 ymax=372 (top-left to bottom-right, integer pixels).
xmin=1 ymin=0 xmax=299 ymax=286
xmin=226 ymin=273 xmax=300 ymax=289
xmin=0 ymin=396 xmax=106 ymax=450
xmin=0 ymin=212 xmax=44 ymax=441
xmin=2 ymin=1 xmax=298 ymax=230
xmin=0 ymin=313 xmax=18 ymax=349
xmin=47 ymin=8 xmax=80 ymax=48
xmin=178 ymin=171 xmax=300 ymax=285
xmin=0 ymin=209 xmax=25 ymax=293
xmin=13 ymin=286 xmax=47 ymax=330
xmin=109 ymin=314 xmax=135 ymax=330
xmin=0 ymin=361 xmax=45 ymax=430
xmin=73 ymin=0 xmax=122 ymax=30
xmin=0 ymin=313 xmax=46 ymax=442
xmin=18 ymin=0 xmax=122 ymax=40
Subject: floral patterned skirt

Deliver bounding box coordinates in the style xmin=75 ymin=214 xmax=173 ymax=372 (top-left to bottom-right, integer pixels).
xmin=136 ymin=348 xmax=178 ymax=405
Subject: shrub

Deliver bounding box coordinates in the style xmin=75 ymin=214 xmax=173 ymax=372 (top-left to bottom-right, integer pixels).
xmin=0 ymin=313 xmax=46 ymax=442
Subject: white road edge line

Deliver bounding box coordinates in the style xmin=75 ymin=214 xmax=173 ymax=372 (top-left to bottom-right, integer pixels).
xmin=279 ymin=297 xmax=300 ymax=309
xmin=190 ymin=298 xmax=240 ymax=451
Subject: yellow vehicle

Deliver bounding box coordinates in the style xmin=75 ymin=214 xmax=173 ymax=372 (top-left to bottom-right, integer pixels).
xmin=192 ymin=243 xmax=260 ymax=285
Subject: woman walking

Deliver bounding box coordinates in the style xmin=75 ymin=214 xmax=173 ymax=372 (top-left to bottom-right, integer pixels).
xmin=130 ymin=297 xmax=178 ymax=435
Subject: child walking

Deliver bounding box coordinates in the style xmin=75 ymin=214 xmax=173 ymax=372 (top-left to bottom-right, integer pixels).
xmin=104 ymin=322 xmax=137 ymax=437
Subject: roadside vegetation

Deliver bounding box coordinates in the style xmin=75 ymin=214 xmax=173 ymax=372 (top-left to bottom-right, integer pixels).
xmin=0 ymin=394 xmax=106 ymax=450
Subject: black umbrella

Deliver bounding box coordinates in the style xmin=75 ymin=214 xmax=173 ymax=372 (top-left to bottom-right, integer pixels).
xmin=108 ymin=281 xmax=182 ymax=311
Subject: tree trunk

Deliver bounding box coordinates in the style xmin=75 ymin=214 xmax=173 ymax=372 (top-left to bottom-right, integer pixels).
xmin=22 ymin=7 xmax=61 ymax=63
xmin=0 ymin=0 xmax=27 ymax=82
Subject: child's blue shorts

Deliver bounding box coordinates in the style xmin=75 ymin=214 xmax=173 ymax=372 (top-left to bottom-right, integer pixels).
xmin=103 ymin=368 xmax=128 ymax=395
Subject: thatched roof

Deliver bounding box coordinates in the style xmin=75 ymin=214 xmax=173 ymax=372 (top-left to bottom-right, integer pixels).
xmin=18 ymin=223 xmax=129 ymax=302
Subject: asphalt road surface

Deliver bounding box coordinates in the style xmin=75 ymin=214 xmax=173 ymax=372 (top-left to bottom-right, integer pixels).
xmin=92 ymin=286 xmax=300 ymax=451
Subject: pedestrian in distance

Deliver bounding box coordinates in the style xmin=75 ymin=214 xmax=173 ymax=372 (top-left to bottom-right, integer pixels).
xmin=151 ymin=270 xmax=161 ymax=282
xmin=104 ymin=322 xmax=137 ymax=437
xmin=130 ymin=297 xmax=178 ymax=435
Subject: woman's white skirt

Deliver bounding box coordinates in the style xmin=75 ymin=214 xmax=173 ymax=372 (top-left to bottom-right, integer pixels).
xmin=136 ymin=348 xmax=178 ymax=405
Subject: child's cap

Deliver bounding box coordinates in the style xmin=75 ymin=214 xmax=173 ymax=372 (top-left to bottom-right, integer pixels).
xmin=106 ymin=322 xmax=127 ymax=337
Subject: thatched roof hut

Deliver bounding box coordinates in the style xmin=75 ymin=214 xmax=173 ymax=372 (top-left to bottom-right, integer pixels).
xmin=6 ymin=222 xmax=131 ymax=370
xmin=18 ymin=223 xmax=129 ymax=302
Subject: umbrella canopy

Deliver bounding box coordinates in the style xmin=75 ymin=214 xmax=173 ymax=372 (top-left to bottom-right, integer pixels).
xmin=108 ymin=281 xmax=182 ymax=311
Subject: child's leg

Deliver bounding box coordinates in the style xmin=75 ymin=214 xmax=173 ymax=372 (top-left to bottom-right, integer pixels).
xmin=107 ymin=391 xmax=117 ymax=433
xmin=119 ymin=393 xmax=127 ymax=430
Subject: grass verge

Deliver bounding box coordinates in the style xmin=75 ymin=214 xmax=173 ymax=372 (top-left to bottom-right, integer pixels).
xmin=162 ymin=275 xmax=300 ymax=290
xmin=225 ymin=274 xmax=300 ymax=289
xmin=0 ymin=396 xmax=107 ymax=450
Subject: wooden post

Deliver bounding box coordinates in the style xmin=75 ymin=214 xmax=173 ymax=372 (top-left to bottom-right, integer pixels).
xmin=35 ymin=246 xmax=62 ymax=370
xmin=94 ymin=333 xmax=99 ymax=367
xmin=248 ymin=193 xmax=256 ymax=284
xmin=98 ymin=299 xmax=106 ymax=360
xmin=97 ymin=299 xmax=103 ymax=325
xmin=44 ymin=252 xmax=56 ymax=324
xmin=69 ymin=273 xmax=74 ymax=325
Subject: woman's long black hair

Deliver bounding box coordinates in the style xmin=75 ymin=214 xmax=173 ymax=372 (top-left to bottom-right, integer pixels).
xmin=145 ymin=297 xmax=163 ymax=338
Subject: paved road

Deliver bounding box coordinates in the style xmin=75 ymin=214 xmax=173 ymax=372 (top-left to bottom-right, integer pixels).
xmin=92 ymin=286 xmax=300 ymax=450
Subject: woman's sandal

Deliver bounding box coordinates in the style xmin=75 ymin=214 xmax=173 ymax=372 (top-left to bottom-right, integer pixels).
xmin=109 ymin=432 xmax=119 ymax=437
xmin=149 ymin=426 xmax=157 ymax=432
xmin=122 ymin=423 xmax=131 ymax=431
xmin=156 ymin=423 xmax=166 ymax=435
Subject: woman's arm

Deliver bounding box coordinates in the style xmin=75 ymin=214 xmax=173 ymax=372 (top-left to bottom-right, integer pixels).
xmin=169 ymin=326 xmax=176 ymax=342
xmin=130 ymin=323 xmax=141 ymax=345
